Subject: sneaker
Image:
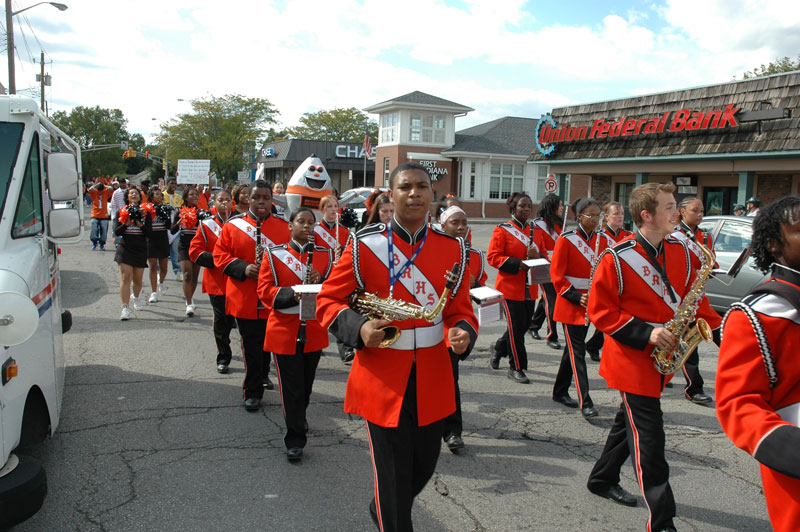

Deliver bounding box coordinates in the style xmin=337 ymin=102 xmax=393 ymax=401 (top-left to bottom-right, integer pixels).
xmin=132 ymin=297 xmax=144 ymax=311
xmin=185 ymin=304 xmax=195 ymax=317
xmin=158 ymin=283 xmax=168 ymax=295
xmin=91 ymin=243 xmax=97 ymax=250
xmin=120 ymin=306 xmax=132 ymax=321
xmin=175 ymin=272 xmax=184 ymax=281
xmin=99 ymin=245 xmax=105 ymax=251
xmin=148 ymin=292 xmax=158 ymax=303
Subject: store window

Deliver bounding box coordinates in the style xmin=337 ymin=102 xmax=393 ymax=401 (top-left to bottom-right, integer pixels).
xmin=488 ymin=162 xmax=524 ymax=199
xmin=532 ymin=165 xmax=550 ymax=201
xmin=409 ymin=113 xmax=445 ymax=144
xmin=380 ymin=113 xmax=398 ymax=143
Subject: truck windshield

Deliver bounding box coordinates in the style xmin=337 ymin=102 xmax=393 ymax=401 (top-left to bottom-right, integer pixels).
xmin=0 ymin=122 xmax=25 ymax=220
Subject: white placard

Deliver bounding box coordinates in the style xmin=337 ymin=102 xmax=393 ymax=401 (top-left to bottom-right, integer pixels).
xmin=470 ymin=286 xmax=504 ymax=326
xmin=237 ymin=171 xmax=250 ymax=183
xmin=478 ymin=302 xmax=502 ymax=325
xmin=470 ymin=286 xmax=503 ymax=303
xmin=294 ymin=284 xmax=322 ymax=321
xmin=523 ymin=258 xmax=551 ymax=284
xmin=292 ymin=284 xmax=322 ymax=294
xmin=177 ymin=159 xmax=211 ymax=184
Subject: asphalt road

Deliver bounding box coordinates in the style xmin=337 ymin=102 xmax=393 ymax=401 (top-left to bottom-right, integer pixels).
xmin=15 ymin=222 xmax=770 ymax=531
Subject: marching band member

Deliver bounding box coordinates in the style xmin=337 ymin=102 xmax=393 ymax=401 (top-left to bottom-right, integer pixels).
xmin=317 ymin=163 xmax=477 ymax=532
xmin=487 ymin=192 xmax=540 ymax=383
xmin=586 ymin=182 xmax=696 ymax=532
xmin=670 ymin=197 xmax=721 ymax=404
xmin=585 ymin=201 xmax=631 ymax=362
xmin=551 ymin=198 xmax=611 ymax=418
xmin=189 ymin=189 xmax=237 ymax=374
xmin=316 ymin=194 xmax=349 ymax=263
xmin=145 ymin=187 xmax=170 ymax=303
xmin=529 ymin=194 xmax=564 ymax=350
xmin=438 ymin=205 xmax=486 ymax=453
xmin=213 ymin=180 xmax=290 ymax=411
xmin=716 ymin=196 xmax=800 ymax=532
xmin=257 ymin=207 xmax=333 ymax=462
xmin=171 ymin=187 xmax=203 ymax=316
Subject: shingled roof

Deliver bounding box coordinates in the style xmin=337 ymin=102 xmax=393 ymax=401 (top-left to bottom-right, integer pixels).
xmin=530 ymin=70 xmax=800 ymax=162
xmin=442 ymin=116 xmax=538 ymax=157
xmin=364 ymin=91 xmax=474 ymax=113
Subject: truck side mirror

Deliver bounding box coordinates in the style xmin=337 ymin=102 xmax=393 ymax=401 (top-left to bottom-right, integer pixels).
xmin=48 ymin=209 xmax=81 ymax=238
xmin=47 ymin=152 xmax=79 ymax=201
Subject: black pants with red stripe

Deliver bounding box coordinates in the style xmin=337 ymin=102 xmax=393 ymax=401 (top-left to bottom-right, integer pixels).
xmin=529 ymin=282 xmax=558 ymax=342
xmin=442 ymin=350 xmax=462 ymax=439
xmin=366 ymin=368 xmax=443 ymax=532
xmin=273 ymin=347 xmax=321 ymax=450
xmin=553 ymin=323 xmax=593 ymax=408
xmin=588 ymin=392 xmax=676 ymax=531
xmin=586 ymin=327 xmax=604 ymax=355
xmin=495 ymin=299 xmax=536 ymax=371
xmin=208 ymin=294 xmax=236 ymax=365
xmin=235 ymin=317 xmax=271 ymax=400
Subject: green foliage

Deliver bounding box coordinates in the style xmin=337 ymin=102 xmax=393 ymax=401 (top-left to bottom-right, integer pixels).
xmin=156 ymin=94 xmax=278 ymax=181
xmin=742 ymin=55 xmax=800 ymax=79
xmin=51 ymin=106 xmax=129 ymax=178
xmin=286 ymin=107 xmax=377 ymax=144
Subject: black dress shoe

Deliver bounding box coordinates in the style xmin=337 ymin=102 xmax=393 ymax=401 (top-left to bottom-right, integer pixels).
xmin=589 ymin=484 xmax=639 ymax=506
xmin=588 ymin=350 xmax=601 ymax=362
xmin=216 ymin=363 xmax=229 ymax=374
xmin=581 ymin=406 xmax=599 ymax=418
xmin=263 ymin=375 xmax=274 ymax=390
xmin=286 ymin=447 xmax=303 ymax=462
xmin=243 ymin=397 xmax=260 ymax=411
xmin=552 ymin=394 xmax=579 ymax=408
xmin=547 ymin=340 xmax=562 ymax=350
xmin=589 ymin=483 xmax=638 ymax=507
xmin=689 ymin=392 xmax=712 ymax=404
xmin=445 ymin=434 xmax=465 ymax=452
xmin=508 ymin=368 xmax=530 ymax=384
xmin=529 ymin=330 xmax=542 ymax=340
xmin=665 ymin=381 xmax=674 ymax=388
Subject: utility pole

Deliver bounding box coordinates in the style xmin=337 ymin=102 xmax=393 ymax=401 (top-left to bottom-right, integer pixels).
xmin=6 ymin=0 xmax=15 ymax=94
xmin=40 ymin=51 xmax=44 ymax=111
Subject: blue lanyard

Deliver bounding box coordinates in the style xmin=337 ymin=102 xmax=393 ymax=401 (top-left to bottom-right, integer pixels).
xmin=387 ymin=219 xmax=427 ymax=298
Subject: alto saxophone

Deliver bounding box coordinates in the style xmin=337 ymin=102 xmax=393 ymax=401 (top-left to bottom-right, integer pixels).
xmin=350 ymin=263 xmax=461 ymax=348
xmin=650 ymin=239 xmax=715 ymax=375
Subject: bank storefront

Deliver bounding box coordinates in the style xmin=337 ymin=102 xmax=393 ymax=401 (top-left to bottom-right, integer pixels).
xmin=254 ymin=139 xmax=375 ymax=192
xmin=530 ymin=71 xmax=800 ymax=223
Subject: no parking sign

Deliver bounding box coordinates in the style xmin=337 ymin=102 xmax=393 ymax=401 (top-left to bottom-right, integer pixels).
xmin=544 ymin=174 xmax=558 ymax=194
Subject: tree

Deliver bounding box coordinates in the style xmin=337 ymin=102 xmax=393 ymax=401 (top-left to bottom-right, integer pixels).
xmin=51 ymin=106 xmax=131 ymax=178
xmin=742 ymin=55 xmax=800 ymax=79
xmin=156 ymin=94 xmax=279 ymax=182
xmin=286 ymin=107 xmax=377 ymax=144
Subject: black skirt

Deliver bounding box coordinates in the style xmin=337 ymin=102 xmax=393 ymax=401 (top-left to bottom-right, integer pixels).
xmin=178 ymin=233 xmax=194 ymax=262
xmin=147 ymin=229 xmax=170 ymax=259
xmin=115 ymin=240 xmax=149 ymax=268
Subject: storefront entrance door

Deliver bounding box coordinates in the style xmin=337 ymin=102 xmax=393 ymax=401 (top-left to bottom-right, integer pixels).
xmin=703 ymin=187 xmax=737 ymax=216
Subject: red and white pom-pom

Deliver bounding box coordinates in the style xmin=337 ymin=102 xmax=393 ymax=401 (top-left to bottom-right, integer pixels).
xmin=118 ymin=207 xmax=130 ymax=225
xmin=141 ymin=202 xmax=155 ymax=217
xmin=179 ymin=206 xmax=198 ymax=229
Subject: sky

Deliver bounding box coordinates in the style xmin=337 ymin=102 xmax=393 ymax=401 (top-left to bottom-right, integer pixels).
xmin=5 ymin=0 xmax=800 ymax=143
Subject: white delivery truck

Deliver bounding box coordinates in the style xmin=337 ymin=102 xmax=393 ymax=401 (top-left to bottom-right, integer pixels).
xmin=0 ymin=95 xmax=82 ymax=527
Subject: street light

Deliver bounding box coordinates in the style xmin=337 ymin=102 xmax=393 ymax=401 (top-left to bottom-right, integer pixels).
xmin=5 ymin=1 xmax=68 ymax=95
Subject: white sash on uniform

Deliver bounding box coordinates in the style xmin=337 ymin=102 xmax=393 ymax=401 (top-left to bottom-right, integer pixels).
xmin=203 ymin=218 xmax=222 ymax=238
xmin=534 ymin=219 xmax=559 ymax=241
xmin=563 ymin=232 xmax=595 ymax=265
xmin=501 ymin=224 xmax=539 ymax=252
xmin=229 ymin=217 xmax=275 ymax=248
xmin=670 ymin=231 xmax=704 ymax=264
xmin=617 ymin=247 xmax=680 ymax=312
xmin=314 ymin=225 xmax=338 ymax=249
xmin=272 ymin=248 xmax=306 ymax=281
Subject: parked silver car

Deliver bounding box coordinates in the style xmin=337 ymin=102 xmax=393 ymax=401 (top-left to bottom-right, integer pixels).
xmin=697 ymin=215 xmax=767 ymax=313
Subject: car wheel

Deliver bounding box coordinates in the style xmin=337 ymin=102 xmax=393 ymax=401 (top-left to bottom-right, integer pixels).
xmin=0 ymin=454 xmax=48 ymax=528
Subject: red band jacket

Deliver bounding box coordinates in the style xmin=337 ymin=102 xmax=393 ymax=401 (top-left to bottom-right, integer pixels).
xmin=212 ymin=211 xmax=290 ymax=319
xmin=257 ymin=240 xmax=333 ymax=355
xmin=587 ymin=234 xmax=696 ymax=397
xmin=532 ymin=217 xmax=562 ymax=260
xmin=552 ymin=227 xmax=613 ymax=325
xmin=189 ymin=215 xmax=227 ymax=296
xmin=314 ymin=220 xmax=350 ymax=252
xmin=316 ymin=220 xmax=478 ymax=427
xmin=487 ymin=218 xmax=539 ymax=301
xmin=601 ymin=226 xmax=633 ymax=244
xmin=468 ymin=247 xmax=488 ymax=289
xmin=716 ymin=265 xmax=800 ymax=532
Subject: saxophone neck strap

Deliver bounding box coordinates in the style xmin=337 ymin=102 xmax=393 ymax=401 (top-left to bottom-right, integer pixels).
xmin=636 ymin=233 xmax=677 ymax=304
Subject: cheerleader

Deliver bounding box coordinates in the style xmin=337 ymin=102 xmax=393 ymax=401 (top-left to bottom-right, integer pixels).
xmin=114 ymin=187 xmax=153 ymax=321
xmin=585 ymin=201 xmax=632 ymax=362
xmin=439 ymin=205 xmax=486 ymax=451
xmin=551 ymin=198 xmax=610 ymax=418
xmin=487 ymin=192 xmax=540 ymax=383
xmin=189 ymin=190 xmax=237 ymax=374
xmin=257 ymin=207 xmax=333 ymax=462
xmin=171 ymin=188 xmax=203 ymax=316
xmin=529 ymin=194 xmax=564 ymax=350
xmin=145 ymin=187 xmax=170 ymax=303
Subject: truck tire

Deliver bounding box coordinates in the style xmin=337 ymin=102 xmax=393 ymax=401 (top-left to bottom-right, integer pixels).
xmin=0 ymin=454 xmax=47 ymax=528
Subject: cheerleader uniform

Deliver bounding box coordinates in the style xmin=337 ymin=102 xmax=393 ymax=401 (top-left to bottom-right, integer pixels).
xmin=257 ymin=239 xmax=333 ymax=455
xmin=487 ymin=216 xmax=539 ymax=381
xmin=147 ymin=204 xmax=171 ymax=259
xmin=530 ymin=218 xmax=562 ymax=346
xmin=114 ymin=205 xmax=152 ymax=268
xmin=173 ymin=206 xmax=201 ymax=262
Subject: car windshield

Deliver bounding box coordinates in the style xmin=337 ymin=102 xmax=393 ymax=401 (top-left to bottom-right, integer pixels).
xmin=0 ymin=122 xmax=25 ymax=220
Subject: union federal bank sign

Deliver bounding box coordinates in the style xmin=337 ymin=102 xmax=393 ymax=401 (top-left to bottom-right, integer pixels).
xmin=534 ymin=103 xmax=741 ymax=156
